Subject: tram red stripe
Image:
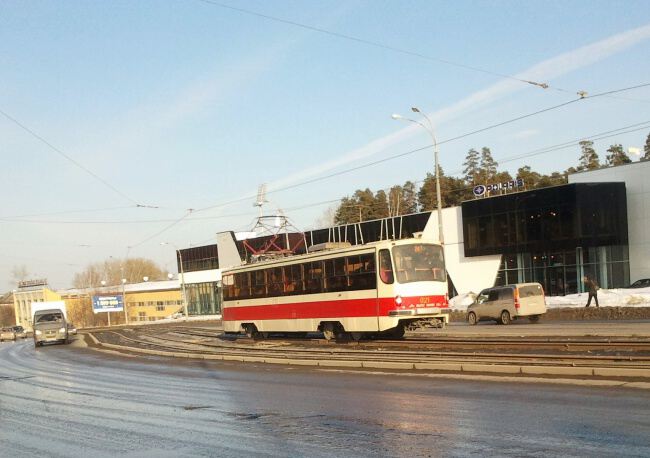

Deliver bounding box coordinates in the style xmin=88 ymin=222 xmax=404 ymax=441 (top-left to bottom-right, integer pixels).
xmin=222 ymin=296 xmax=447 ymax=321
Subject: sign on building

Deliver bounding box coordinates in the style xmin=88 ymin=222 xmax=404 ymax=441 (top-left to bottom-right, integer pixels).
xmin=473 ymin=178 xmax=524 ymax=197
xmin=18 ymin=278 xmax=48 ymax=288
xmin=92 ymin=295 xmax=124 ymax=314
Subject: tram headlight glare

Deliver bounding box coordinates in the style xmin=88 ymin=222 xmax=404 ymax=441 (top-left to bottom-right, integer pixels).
xmin=395 ymin=295 xmax=403 ymax=305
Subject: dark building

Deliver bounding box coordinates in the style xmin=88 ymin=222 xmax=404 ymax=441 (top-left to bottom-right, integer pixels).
xmin=462 ymin=182 xmax=629 ymax=295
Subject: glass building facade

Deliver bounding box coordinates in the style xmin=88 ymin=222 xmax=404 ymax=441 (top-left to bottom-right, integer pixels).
xmin=185 ymin=282 xmax=221 ymax=315
xmin=462 ymin=183 xmax=629 ymax=295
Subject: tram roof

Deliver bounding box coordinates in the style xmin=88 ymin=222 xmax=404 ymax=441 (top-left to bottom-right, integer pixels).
xmin=222 ymin=237 xmax=440 ymax=273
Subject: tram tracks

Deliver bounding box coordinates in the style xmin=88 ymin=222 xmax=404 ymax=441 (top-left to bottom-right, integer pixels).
xmin=87 ymin=328 xmax=650 ymax=371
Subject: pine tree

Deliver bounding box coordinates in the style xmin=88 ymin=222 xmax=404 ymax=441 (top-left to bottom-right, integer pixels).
xmin=643 ymin=132 xmax=650 ymax=161
xmin=462 ymin=148 xmax=480 ymax=184
xmin=372 ymin=190 xmax=389 ymax=220
xmin=606 ymin=144 xmax=632 ymax=166
xmin=578 ymin=140 xmax=600 ymax=170
xmin=401 ymin=181 xmax=418 ymax=214
xmin=516 ymin=166 xmax=541 ymax=189
xmin=479 ymin=147 xmax=498 ymax=182
xmin=387 ymin=181 xmax=419 ymax=217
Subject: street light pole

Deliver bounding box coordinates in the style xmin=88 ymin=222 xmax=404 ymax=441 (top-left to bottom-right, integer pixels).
xmin=121 ymin=276 xmax=128 ymax=325
xmin=161 ymin=242 xmax=189 ymax=320
xmin=392 ymin=108 xmax=444 ymax=245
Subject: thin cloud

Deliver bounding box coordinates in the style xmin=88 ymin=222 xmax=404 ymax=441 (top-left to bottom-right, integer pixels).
xmin=267 ymin=23 xmax=650 ymax=191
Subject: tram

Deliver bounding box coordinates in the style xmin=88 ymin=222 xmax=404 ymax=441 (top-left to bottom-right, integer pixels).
xmin=221 ymin=237 xmax=449 ymax=340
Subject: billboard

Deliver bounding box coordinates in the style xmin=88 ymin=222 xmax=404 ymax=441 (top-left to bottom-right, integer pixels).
xmin=92 ymin=295 xmax=124 ymax=314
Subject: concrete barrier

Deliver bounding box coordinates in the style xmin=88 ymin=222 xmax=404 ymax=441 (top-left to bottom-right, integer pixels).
xmin=462 ymin=363 xmax=522 ymax=374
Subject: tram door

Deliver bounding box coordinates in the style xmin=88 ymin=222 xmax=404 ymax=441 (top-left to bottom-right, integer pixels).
xmin=377 ymin=249 xmax=394 ymax=330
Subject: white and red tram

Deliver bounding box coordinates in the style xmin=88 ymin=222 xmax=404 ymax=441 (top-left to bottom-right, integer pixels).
xmin=221 ymin=238 xmax=449 ymax=340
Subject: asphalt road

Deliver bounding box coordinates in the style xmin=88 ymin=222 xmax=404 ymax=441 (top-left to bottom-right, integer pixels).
xmin=2 ymin=338 xmax=650 ymax=457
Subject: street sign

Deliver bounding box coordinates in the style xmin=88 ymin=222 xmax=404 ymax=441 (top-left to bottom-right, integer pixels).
xmin=92 ymin=295 xmax=124 ymax=314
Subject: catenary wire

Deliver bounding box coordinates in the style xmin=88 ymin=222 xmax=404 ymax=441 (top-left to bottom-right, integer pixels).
xmin=196 ymin=1 xmax=650 ymax=106
xmin=5 ymin=119 xmax=648 ymax=225
xmin=0 ymin=108 xmax=152 ymax=207
xmin=194 ymin=82 xmax=650 ymax=214
xmin=196 ymin=0 xmax=560 ymax=91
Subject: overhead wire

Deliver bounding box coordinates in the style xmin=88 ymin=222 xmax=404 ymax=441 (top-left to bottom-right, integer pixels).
xmin=0 ymin=107 xmax=155 ymax=207
xmin=197 ymin=0 xmax=558 ymax=91
xmin=3 ymin=118 xmax=648 ymax=226
xmin=180 ymin=119 xmax=650 ymax=244
xmin=193 ymin=82 xmax=650 ymax=215
xmin=0 ymin=205 xmax=138 ymax=220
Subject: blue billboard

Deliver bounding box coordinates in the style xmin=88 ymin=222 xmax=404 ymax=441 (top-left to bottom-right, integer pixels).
xmin=92 ymin=295 xmax=124 ymax=314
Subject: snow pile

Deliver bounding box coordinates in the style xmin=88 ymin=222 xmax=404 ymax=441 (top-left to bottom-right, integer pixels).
xmin=449 ymin=292 xmax=477 ymax=311
xmin=448 ymin=287 xmax=650 ymax=311
xmin=546 ymin=287 xmax=650 ymax=309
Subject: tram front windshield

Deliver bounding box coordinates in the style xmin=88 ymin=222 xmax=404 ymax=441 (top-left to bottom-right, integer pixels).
xmin=392 ymin=244 xmax=446 ymax=283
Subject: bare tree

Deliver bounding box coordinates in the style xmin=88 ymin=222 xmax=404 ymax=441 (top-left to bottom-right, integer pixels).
xmin=11 ymin=265 xmax=29 ymax=284
xmin=0 ymin=305 xmax=16 ymax=327
xmin=73 ymin=257 xmax=165 ymax=288
xmin=313 ymin=204 xmax=338 ymax=229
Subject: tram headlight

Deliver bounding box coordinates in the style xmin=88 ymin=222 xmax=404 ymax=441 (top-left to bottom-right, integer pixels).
xmin=394 ymin=295 xmax=403 ymax=306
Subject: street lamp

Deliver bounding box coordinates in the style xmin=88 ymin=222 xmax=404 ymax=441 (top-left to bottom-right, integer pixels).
xmin=392 ymin=107 xmax=444 ymax=245
xmin=161 ymin=242 xmax=189 ymax=320
xmin=121 ymin=277 xmax=128 ymax=325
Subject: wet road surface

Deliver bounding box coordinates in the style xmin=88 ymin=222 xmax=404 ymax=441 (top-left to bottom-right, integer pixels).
xmin=1 ymin=338 xmax=650 ymax=457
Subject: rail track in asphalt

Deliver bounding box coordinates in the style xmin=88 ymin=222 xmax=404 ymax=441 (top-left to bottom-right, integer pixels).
xmin=86 ymin=327 xmax=650 ymax=371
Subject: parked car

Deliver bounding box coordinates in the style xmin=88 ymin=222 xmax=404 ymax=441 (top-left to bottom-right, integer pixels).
xmin=1 ymin=327 xmax=17 ymax=342
xmin=467 ymin=283 xmax=547 ymax=325
xmin=67 ymin=323 xmax=77 ymax=335
xmin=12 ymin=325 xmax=27 ymax=339
xmin=625 ymin=279 xmax=650 ymax=289
xmin=33 ymin=309 xmax=69 ymax=347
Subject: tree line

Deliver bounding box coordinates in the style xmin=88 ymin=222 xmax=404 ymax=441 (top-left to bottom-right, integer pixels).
xmin=333 ymin=133 xmax=650 ymax=225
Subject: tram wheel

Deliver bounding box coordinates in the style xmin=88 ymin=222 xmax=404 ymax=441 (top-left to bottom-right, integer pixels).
xmin=244 ymin=324 xmax=259 ymax=339
xmin=500 ymin=310 xmax=511 ymax=325
xmin=322 ymin=323 xmax=336 ymax=341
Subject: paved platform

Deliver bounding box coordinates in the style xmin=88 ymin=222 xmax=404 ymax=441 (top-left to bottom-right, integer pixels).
xmin=417 ymin=320 xmax=650 ymax=338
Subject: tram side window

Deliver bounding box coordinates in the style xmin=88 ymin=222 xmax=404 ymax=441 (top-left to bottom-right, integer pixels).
xmin=236 ymin=272 xmax=251 ymax=299
xmin=325 ymin=257 xmax=347 ymax=293
xmin=268 ymin=267 xmax=284 ymax=296
xmin=347 ymin=254 xmax=377 ymax=290
xmin=284 ymin=264 xmax=304 ymax=294
xmin=379 ymin=249 xmax=394 ymax=284
xmin=252 ymin=270 xmax=266 ymax=298
xmin=222 ymin=274 xmax=234 ymax=300
xmin=306 ymin=261 xmax=324 ymax=294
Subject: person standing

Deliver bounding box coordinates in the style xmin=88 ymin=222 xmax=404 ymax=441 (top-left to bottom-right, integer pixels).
xmin=584 ymin=275 xmax=599 ymax=307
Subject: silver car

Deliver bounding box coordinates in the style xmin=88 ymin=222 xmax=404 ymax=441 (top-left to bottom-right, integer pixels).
xmin=1 ymin=327 xmax=17 ymax=342
xmin=33 ymin=309 xmax=69 ymax=347
xmin=467 ymin=283 xmax=547 ymax=325
xmin=12 ymin=325 xmax=27 ymax=339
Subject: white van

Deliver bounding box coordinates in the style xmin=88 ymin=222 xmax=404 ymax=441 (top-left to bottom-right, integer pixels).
xmin=467 ymin=283 xmax=546 ymax=325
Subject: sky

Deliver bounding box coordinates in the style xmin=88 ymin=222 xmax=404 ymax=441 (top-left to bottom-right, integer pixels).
xmin=1 ymin=0 xmax=649 ymax=289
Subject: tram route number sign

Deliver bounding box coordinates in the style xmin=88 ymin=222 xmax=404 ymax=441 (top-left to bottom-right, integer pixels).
xmin=92 ymin=295 xmax=124 ymax=314
xmin=473 ymin=178 xmax=524 ymax=197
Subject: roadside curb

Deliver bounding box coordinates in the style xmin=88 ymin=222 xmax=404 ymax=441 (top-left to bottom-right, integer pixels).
xmin=86 ymin=332 xmax=650 ymax=389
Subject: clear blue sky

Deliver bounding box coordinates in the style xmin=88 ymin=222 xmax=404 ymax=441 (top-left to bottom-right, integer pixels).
xmin=1 ymin=0 xmax=649 ymax=289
